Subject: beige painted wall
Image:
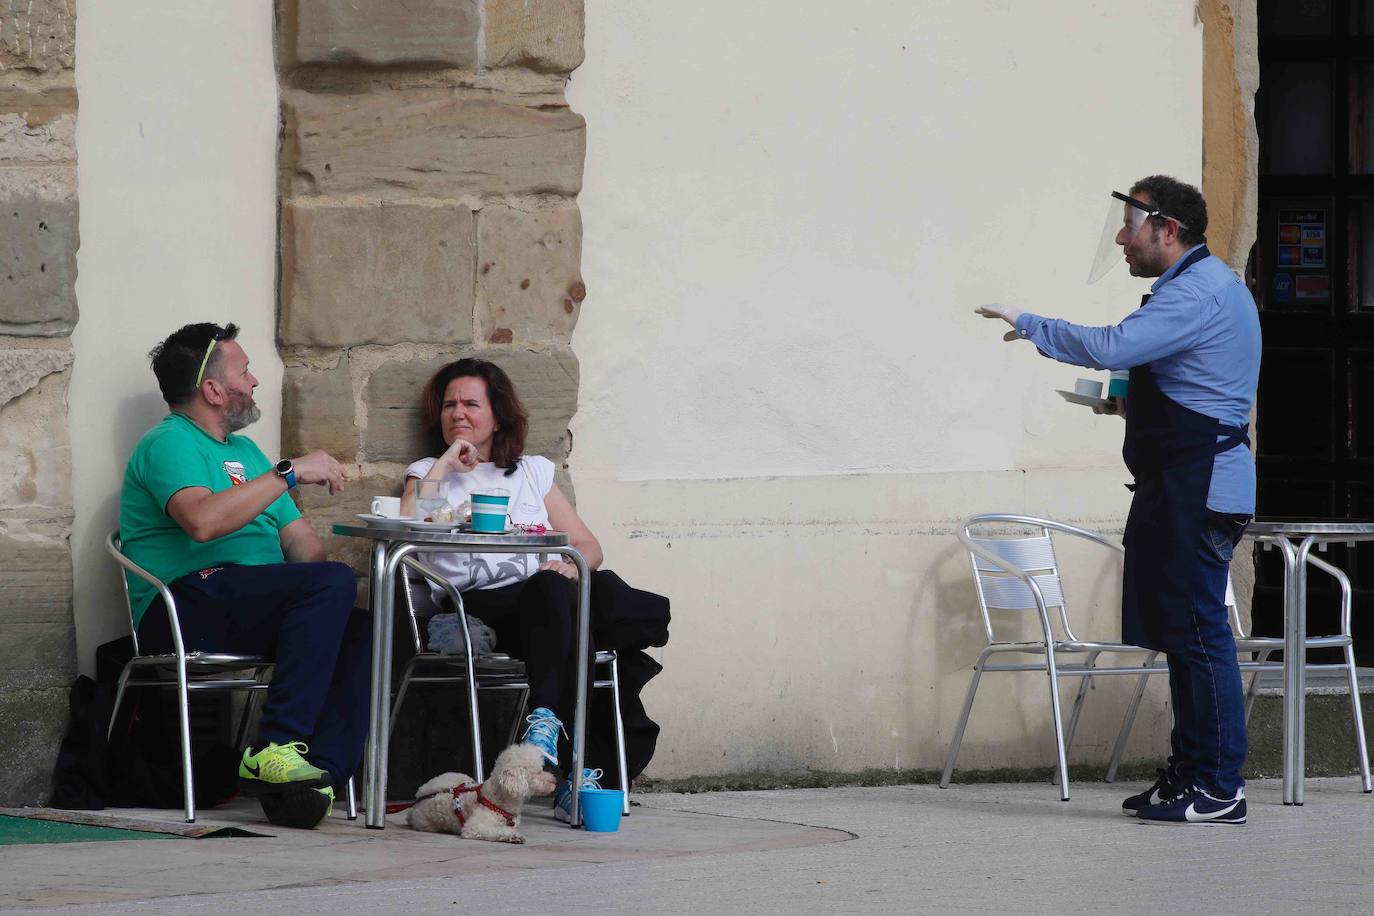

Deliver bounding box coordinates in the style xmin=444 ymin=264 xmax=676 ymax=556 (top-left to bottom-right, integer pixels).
xmin=568 ymin=1 xmax=1205 ymax=776
xmin=69 ymin=1 xmax=281 ymax=672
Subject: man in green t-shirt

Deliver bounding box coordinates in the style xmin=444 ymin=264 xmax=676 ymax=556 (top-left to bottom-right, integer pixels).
xmin=119 ymin=321 xmax=368 ymax=829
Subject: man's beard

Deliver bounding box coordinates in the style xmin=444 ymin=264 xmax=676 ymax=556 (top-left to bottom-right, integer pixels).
xmin=224 ymin=394 xmax=261 ymax=432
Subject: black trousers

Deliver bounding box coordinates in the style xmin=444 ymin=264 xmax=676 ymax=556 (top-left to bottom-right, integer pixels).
xmin=459 ymin=570 xmax=590 ymax=728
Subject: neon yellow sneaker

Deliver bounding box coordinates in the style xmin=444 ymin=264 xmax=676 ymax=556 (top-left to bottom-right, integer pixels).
xmin=260 ymin=785 xmax=334 ymax=829
xmin=238 ymin=741 xmax=331 ymax=795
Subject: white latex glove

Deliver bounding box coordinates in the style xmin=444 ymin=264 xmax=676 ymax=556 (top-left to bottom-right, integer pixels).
xmin=975 ymin=304 xmax=1024 ymax=342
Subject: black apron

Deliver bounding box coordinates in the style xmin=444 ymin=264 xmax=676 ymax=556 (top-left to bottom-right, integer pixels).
xmin=1119 ymin=246 xmax=1249 ymax=651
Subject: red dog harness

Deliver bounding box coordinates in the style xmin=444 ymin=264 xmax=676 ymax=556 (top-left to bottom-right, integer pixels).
xmin=387 ymin=782 xmax=516 ymax=828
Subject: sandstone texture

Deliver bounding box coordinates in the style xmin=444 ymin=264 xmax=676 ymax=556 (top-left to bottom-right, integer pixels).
xmin=485 ymin=0 xmax=585 ymax=74
xmin=0 ymin=195 xmax=78 ymax=336
xmin=0 ymin=534 xmax=76 ymax=688
xmin=0 ymin=344 xmax=73 ymax=406
xmin=0 ymin=367 xmax=72 ymax=511
xmin=0 ymin=0 xmax=76 ymax=73
xmin=279 ymin=200 xmax=477 ymax=347
xmin=476 ymin=201 xmax=582 ymax=343
xmin=362 ymin=345 xmax=578 ymax=463
xmin=284 ymin=89 xmax=585 ymax=198
xmin=0 ymin=689 xmax=68 ymax=804
xmin=282 ymin=355 xmax=359 ymax=461
xmin=295 ymin=0 xmax=480 ymax=68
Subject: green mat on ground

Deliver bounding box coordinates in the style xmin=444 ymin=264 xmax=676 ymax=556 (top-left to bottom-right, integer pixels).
xmin=0 ymin=814 xmax=181 ymax=846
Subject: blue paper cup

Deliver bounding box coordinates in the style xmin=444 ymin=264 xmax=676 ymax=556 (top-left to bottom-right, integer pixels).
xmin=470 ymin=491 xmax=510 ymax=533
xmin=578 ymin=788 xmax=624 ymax=832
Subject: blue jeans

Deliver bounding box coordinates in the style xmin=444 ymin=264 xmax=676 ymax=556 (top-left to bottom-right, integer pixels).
xmin=1165 ymin=513 xmax=1249 ymax=796
xmin=137 ymin=561 xmax=371 ymax=788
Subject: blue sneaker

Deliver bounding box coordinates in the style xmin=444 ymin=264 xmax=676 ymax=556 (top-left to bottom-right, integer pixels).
xmin=1137 ymin=785 xmax=1246 ymax=825
xmin=521 ymin=707 xmax=565 ymax=768
xmin=554 ymin=768 xmax=604 ymax=824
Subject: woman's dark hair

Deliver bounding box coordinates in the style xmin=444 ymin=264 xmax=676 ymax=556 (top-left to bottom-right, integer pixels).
xmin=421 ymin=358 xmax=528 ymax=473
xmin=148 ymin=322 xmax=239 ymax=407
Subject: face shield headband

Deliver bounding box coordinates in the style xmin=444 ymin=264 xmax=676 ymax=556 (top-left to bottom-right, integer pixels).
xmin=1087 ymin=191 xmax=1190 ymax=284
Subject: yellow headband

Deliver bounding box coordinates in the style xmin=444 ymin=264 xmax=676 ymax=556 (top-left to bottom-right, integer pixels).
xmin=194 ymin=338 xmax=219 ymax=388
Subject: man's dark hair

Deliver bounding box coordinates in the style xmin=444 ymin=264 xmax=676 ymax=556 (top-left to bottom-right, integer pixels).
xmin=420 ymin=358 xmax=529 ymax=474
xmin=148 ymin=322 xmax=239 ymax=407
xmin=1130 ymin=174 xmax=1208 ymax=247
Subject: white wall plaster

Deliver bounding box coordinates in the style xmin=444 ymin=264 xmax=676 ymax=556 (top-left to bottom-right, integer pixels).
xmin=69 ymin=0 xmax=281 ymax=672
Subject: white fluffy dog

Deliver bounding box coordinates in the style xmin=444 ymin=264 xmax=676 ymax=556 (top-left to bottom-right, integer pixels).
xmin=405 ymin=743 xmax=557 ymax=843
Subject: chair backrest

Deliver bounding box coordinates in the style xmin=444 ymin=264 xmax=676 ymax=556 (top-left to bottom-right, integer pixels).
xmin=959 ymin=514 xmax=1123 ymax=645
xmin=105 ymin=530 xmax=183 ymax=659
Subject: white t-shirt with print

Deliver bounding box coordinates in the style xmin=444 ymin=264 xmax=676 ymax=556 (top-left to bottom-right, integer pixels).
xmin=404 ymin=455 xmax=555 ymax=595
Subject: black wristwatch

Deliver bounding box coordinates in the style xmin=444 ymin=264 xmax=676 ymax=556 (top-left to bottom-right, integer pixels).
xmin=275 ymin=459 xmax=297 ymax=490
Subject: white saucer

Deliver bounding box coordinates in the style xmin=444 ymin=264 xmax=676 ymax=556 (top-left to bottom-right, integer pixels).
xmin=404 ymin=518 xmax=464 ymax=532
xmin=457 ymin=522 xmax=512 ymax=535
xmin=1056 ymin=389 xmax=1113 ymax=409
xmin=357 ymin=513 xmax=410 ymax=529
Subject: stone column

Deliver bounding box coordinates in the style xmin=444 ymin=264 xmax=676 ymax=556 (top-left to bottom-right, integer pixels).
xmin=0 ymin=1 xmax=78 ymax=804
xmin=277 ymin=1 xmax=587 ymax=577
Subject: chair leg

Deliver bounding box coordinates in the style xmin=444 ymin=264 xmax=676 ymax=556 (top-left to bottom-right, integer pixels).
xmin=107 ymin=664 xmax=134 ymax=740
xmin=1106 ymin=652 xmax=1157 ymax=783
xmin=608 ymin=655 xmax=631 ymax=816
xmin=345 ymin=775 xmax=358 ymax=820
xmin=505 ymin=688 xmax=530 ymax=749
xmin=1244 ymin=650 xmax=1272 ymax=724
xmin=388 ymin=662 xmax=415 ymax=740
xmin=174 ymin=664 xmax=197 ymax=824
xmin=1044 ymin=648 xmax=1071 ymax=802
xmin=1341 ymin=645 xmax=1372 ymax=793
xmin=1060 ymin=652 xmax=1100 ymax=777
xmin=465 ymin=665 xmax=486 ymax=784
xmin=940 ymin=651 xmax=991 ymax=789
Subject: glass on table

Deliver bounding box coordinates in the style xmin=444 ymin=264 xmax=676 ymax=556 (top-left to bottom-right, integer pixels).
xmin=415 ymin=479 xmax=449 ymax=522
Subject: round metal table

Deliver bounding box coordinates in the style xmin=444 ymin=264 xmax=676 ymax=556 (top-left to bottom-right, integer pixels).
xmin=332 ymin=523 xmax=591 ymax=828
xmin=1247 ymin=519 xmax=1374 ymax=805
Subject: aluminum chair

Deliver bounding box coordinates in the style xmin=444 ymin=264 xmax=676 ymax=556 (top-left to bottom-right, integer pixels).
xmin=393 ymin=557 xmax=632 ymax=814
xmin=106 ymin=532 xmax=356 ymax=823
xmin=1101 ymin=553 xmax=1371 ymax=791
xmin=940 ymin=514 xmax=1169 ymax=801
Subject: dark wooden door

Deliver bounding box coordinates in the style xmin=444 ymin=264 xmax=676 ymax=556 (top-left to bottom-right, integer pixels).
xmin=1254 ymin=0 xmax=1374 ymax=662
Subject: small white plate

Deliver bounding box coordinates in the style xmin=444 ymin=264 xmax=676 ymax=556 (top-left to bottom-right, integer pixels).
xmin=357 ymin=513 xmax=410 ymax=529
xmin=1056 ymin=389 xmax=1113 ymax=409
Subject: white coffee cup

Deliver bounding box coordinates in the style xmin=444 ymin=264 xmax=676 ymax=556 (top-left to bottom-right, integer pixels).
xmin=1074 ymin=378 xmax=1104 ymax=399
xmin=371 ymin=496 xmax=403 ymax=518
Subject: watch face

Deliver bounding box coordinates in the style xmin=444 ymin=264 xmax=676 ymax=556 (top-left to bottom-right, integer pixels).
xmin=276 ymin=459 xmax=292 ymax=474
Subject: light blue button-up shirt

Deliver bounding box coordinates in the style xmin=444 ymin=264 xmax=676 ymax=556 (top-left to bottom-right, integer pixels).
xmin=1012 ymin=245 xmax=1261 ymax=513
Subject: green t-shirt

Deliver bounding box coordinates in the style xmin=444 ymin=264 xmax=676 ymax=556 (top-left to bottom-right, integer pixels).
xmin=118 ymin=413 xmax=301 ymax=629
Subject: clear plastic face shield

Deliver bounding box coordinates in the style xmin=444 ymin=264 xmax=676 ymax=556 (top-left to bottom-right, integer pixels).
xmin=1087 ymin=191 xmax=1184 ymax=283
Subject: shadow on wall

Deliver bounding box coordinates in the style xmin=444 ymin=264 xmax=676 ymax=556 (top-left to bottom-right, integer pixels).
xmin=903 ymin=538 xmax=966 ymax=760
xmin=78 ymin=390 xmax=171 ymax=653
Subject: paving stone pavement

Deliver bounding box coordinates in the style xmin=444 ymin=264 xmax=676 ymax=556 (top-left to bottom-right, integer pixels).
xmin=0 ymin=777 xmax=1370 ymax=914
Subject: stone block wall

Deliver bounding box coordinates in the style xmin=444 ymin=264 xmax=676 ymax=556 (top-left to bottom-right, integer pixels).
xmin=277 ymin=0 xmax=587 ymax=582
xmin=0 ymin=0 xmax=78 ymax=804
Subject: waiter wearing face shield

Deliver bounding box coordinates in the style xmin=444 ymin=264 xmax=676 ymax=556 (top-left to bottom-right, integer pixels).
xmin=976 ymin=175 xmax=1261 ymax=825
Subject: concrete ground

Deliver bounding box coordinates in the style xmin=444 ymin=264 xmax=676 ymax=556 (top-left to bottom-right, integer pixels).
xmin=1 ymin=777 xmax=1371 ymax=914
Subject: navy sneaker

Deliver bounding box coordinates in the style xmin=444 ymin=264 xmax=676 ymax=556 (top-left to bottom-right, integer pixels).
xmin=521 ymin=707 xmax=565 ymax=769
xmin=1121 ymin=767 xmax=1186 ymax=816
xmin=554 ymin=768 xmax=603 ymax=824
xmin=1137 ymin=785 xmax=1246 ymax=825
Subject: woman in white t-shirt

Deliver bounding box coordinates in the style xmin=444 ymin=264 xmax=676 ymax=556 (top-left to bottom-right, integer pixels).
xmin=399 ymin=358 xmax=604 ymax=819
